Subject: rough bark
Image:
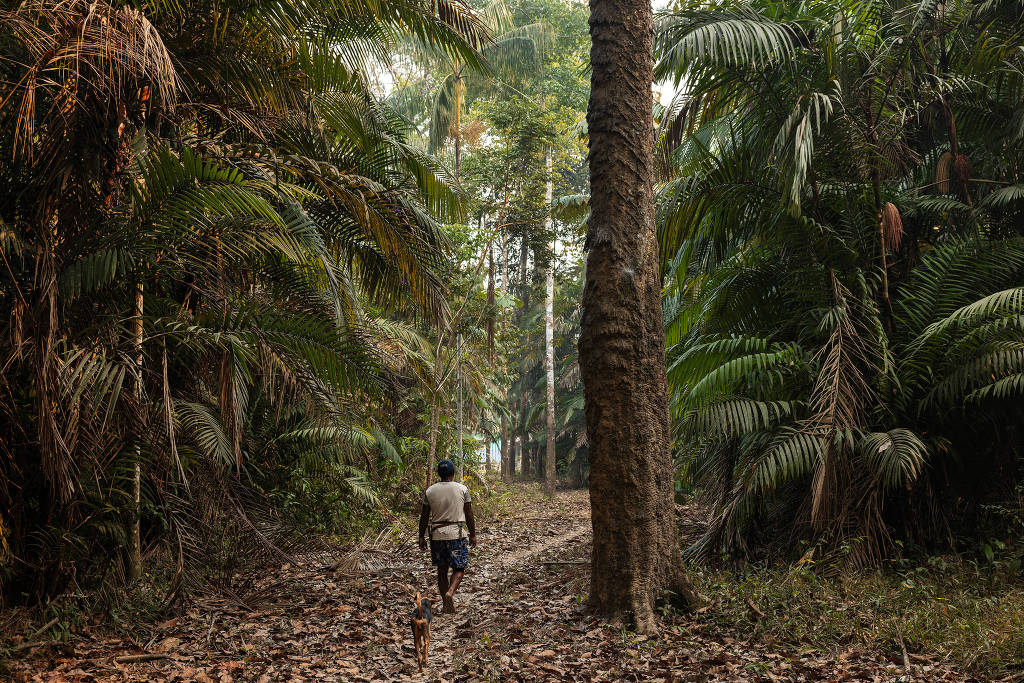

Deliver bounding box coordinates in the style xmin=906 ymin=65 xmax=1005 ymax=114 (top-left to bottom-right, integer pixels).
xmin=581 ymin=0 xmax=699 ymax=632
xmin=544 ymin=151 xmax=557 ymax=498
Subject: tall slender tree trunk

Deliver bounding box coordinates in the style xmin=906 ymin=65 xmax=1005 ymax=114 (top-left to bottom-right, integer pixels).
xmin=487 ymin=241 xmax=496 ymax=362
xmin=456 ymin=333 xmax=464 ymax=481
xmin=544 ymin=151 xmax=557 ymax=498
xmin=454 ymin=74 xmax=464 ymax=181
xmin=425 ymin=339 xmax=446 ymax=490
xmin=500 ymin=412 xmax=511 ymax=482
xmin=424 ymin=392 xmax=440 ymax=489
xmin=129 ymin=282 xmax=144 ymax=581
xmin=862 ymin=101 xmax=894 ymax=333
xmin=500 ymin=229 xmax=508 ymax=294
xmin=515 ymin=235 xmax=532 ymax=482
xmin=513 ymin=437 xmax=519 ymax=477
xmin=581 ymin=0 xmax=699 ymax=631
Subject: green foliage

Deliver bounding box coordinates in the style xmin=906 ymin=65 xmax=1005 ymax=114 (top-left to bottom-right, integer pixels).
xmin=695 ymin=557 xmax=1024 ymax=678
xmin=0 ymin=0 xmax=487 ymax=602
xmin=657 ymin=0 xmax=1024 ymax=565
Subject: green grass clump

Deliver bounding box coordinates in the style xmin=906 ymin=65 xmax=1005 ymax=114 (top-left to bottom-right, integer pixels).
xmin=693 ymin=557 xmax=1024 ymax=677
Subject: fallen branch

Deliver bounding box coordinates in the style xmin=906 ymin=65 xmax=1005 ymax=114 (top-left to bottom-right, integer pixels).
xmin=11 ymin=617 xmax=60 ymax=651
xmin=27 ymin=617 xmax=58 ymax=641
xmin=115 ymin=653 xmax=171 ymax=664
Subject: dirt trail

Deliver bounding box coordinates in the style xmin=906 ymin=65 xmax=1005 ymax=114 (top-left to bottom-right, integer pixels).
xmin=12 ymin=487 xmax=972 ymax=682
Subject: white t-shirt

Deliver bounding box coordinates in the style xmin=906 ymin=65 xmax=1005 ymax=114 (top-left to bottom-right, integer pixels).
xmin=423 ymin=481 xmax=471 ymax=540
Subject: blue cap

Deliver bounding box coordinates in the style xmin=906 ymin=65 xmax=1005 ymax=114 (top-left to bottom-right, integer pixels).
xmin=437 ymin=459 xmax=455 ymax=478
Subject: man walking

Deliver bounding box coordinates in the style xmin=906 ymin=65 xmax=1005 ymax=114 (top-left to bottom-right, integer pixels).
xmin=419 ymin=459 xmax=477 ymax=614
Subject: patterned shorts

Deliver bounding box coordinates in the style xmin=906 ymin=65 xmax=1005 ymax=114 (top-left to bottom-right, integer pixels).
xmin=430 ymin=537 xmax=469 ymax=571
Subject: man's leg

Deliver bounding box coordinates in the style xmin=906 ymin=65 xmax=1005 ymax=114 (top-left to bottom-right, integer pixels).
xmin=445 ymin=570 xmax=464 ymax=599
xmin=436 ymin=565 xmax=449 ymax=600
xmin=443 ymin=538 xmax=468 ymax=613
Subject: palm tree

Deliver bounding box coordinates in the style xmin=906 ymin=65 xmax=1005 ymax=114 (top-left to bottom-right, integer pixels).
xmin=0 ymin=0 xmax=484 ymax=598
xmin=581 ymin=0 xmax=699 ymax=632
xmin=395 ymin=0 xmax=549 ymax=179
xmin=654 ymin=0 xmax=1024 ymax=566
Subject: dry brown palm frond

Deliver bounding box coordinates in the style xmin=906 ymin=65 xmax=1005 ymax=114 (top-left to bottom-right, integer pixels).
xmin=165 ymin=463 xmax=337 ymax=600
xmin=330 ymin=525 xmax=405 ymax=574
xmin=954 ymin=153 xmax=971 ymax=188
xmin=434 ymin=0 xmax=493 ymax=51
xmin=218 ymin=351 xmax=244 ymax=474
xmin=463 ymin=118 xmax=487 ymax=147
xmin=804 ymin=274 xmax=877 ymax=527
xmin=936 ymin=151 xmax=953 ymax=193
xmin=881 ymin=202 xmax=903 ymax=252
xmin=558 ymin=359 xmax=580 ymax=389
xmin=879 ymin=137 xmax=920 ymax=180
xmin=0 ymin=0 xmax=178 ymax=160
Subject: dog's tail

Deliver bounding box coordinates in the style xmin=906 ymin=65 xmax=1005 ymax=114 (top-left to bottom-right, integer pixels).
xmin=416 ymin=591 xmax=423 ymax=620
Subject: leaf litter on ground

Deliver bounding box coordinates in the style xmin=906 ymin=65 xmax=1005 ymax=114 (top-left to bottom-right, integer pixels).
xmin=8 ymin=488 xmax=980 ymax=681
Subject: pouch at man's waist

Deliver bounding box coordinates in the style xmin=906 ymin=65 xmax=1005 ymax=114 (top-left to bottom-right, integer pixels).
xmin=428 ymin=519 xmax=465 ymax=540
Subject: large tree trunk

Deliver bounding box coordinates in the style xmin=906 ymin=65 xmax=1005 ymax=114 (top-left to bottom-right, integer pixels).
xmin=544 ymin=151 xmax=557 ymax=498
xmin=581 ymin=0 xmax=699 ymax=632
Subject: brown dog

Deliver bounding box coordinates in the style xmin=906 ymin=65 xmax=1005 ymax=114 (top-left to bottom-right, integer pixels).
xmin=411 ymin=592 xmax=432 ymax=672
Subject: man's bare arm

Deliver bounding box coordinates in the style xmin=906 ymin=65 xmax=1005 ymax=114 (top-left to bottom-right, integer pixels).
xmin=418 ymin=503 xmax=430 ymax=550
xmin=464 ymin=502 xmax=477 ymax=547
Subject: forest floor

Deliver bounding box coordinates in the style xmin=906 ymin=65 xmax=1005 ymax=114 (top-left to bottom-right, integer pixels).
xmin=7 ymin=487 xmax=994 ymax=682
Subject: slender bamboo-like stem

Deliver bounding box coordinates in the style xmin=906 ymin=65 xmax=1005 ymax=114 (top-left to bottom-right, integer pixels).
xmin=863 ymin=99 xmax=894 ymax=333
xmin=544 ymin=149 xmax=556 ymax=497
xmin=129 ymin=282 xmax=143 ymax=581
xmin=456 ymin=333 xmax=464 ymax=481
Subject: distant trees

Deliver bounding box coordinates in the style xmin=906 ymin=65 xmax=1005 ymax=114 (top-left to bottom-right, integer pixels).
xmin=443 ymin=0 xmax=591 ymax=487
